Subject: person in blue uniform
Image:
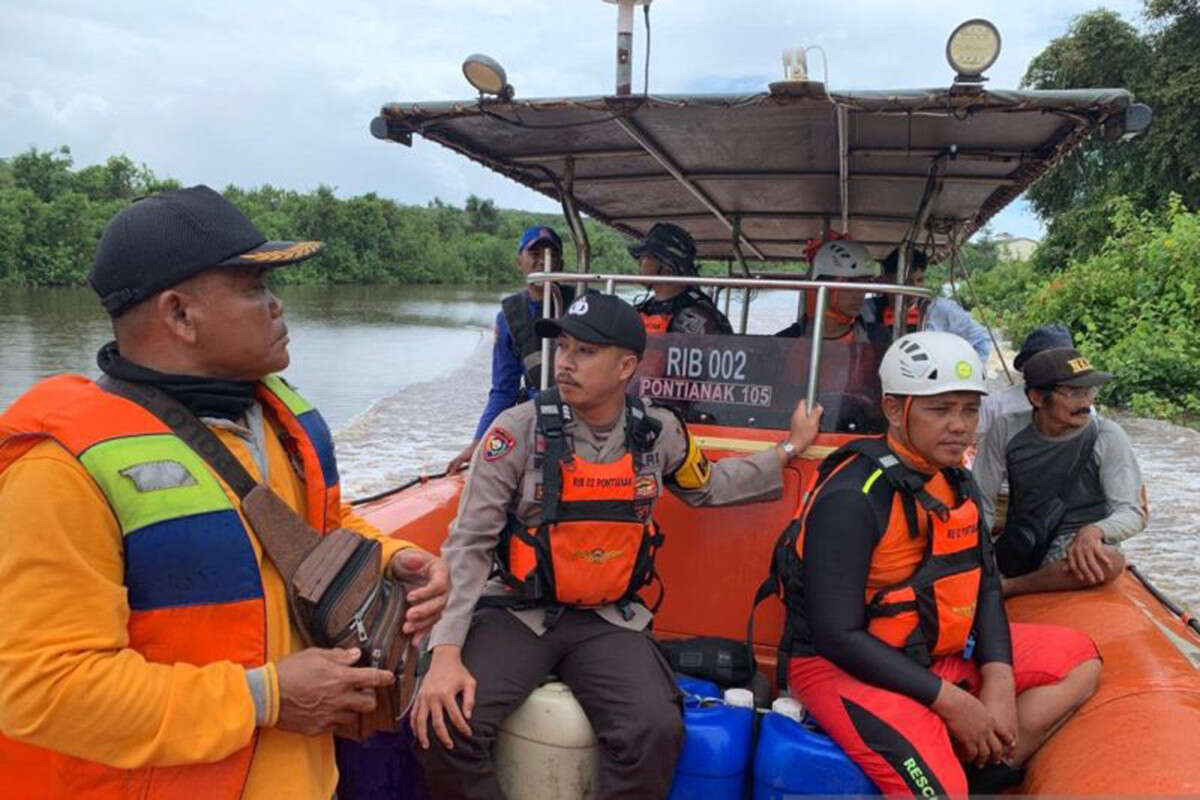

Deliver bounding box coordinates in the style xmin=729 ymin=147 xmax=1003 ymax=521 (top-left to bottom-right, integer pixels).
xmin=446 ymin=226 xmax=574 ymax=473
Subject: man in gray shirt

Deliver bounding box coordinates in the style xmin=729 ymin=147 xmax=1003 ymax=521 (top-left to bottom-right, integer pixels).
xmin=974 ymin=347 xmax=1147 ymax=597
xmin=978 ymin=323 xmax=1075 ymax=442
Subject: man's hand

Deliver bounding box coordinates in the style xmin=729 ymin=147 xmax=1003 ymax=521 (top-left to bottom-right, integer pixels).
xmin=932 ymin=680 xmax=1005 ymax=766
xmin=411 ymin=646 xmax=476 ymax=750
xmin=778 ymin=400 xmax=823 ymax=465
xmin=1065 ymin=525 xmax=1111 ymax=585
xmin=390 ymin=548 xmax=450 ymax=638
xmin=446 ymin=440 xmax=478 ymax=474
xmin=275 ymin=647 xmax=395 ymax=736
xmin=978 ymin=664 xmax=1018 ymax=763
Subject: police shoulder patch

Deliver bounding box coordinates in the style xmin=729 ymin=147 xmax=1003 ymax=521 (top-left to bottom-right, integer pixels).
xmin=483 ymin=427 xmax=516 ymax=461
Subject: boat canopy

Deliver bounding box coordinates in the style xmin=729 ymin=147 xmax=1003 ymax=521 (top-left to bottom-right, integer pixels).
xmin=373 ymin=87 xmax=1145 ymax=262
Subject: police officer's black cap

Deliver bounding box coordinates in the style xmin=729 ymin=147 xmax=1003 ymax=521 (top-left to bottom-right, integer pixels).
xmin=1013 ymin=323 xmax=1074 ymax=370
xmin=1023 ymin=347 xmax=1113 ymax=390
xmin=627 ymin=222 xmax=697 ymax=274
xmin=534 ymin=291 xmax=647 ymax=356
xmin=89 ymin=185 xmax=325 ymax=316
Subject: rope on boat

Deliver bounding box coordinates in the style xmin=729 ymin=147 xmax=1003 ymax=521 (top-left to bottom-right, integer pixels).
xmin=1129 ymin=563 xmax=1200 ymax=639
xmin=945 ymin=232 xmax=1015 ymax=386
xmin=348 ymin=466 xmax=462 ymax=506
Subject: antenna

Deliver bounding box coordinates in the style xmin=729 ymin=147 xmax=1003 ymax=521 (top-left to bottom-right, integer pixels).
xmin=603 ymin=0 xmax=653 ymax=96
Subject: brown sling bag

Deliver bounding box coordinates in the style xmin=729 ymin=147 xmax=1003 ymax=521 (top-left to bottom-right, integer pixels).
xmin=99 ymin=376 xmax=418 ymax=741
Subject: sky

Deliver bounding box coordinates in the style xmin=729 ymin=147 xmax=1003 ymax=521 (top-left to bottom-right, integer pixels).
xmin=1 ymin=0 xmax=1147 ymax=241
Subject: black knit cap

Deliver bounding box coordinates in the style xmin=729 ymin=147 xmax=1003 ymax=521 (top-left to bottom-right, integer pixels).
xmin=534 ymin=291 xmax=646 ymax=356
xmin=89 ymin=185 xmax=324 ymax=316
xmin=1013 ymin=323 xmax=1074 ymax=370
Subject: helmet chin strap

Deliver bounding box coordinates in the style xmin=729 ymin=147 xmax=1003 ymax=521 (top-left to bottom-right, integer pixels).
xmin=825 ymin=290 xmax=857 ymax=325
xmin=887 ymin=395 xmax=942 ymax=474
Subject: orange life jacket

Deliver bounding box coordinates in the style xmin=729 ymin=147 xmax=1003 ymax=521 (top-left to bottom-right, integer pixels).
xmin=881 ymin=300 xmax=924 ymax=332
xmin=637 ymin=288 xmax=733 ymax=336
xmin=642 ymin=311 xmax=672 ymax=334
xmin=0 ymin=374 xmax=340 ymax=800
xmin=489 ymin=389 xmax=664 ymax=615
xmin=752 ymin=437 xmax=983 ymax=676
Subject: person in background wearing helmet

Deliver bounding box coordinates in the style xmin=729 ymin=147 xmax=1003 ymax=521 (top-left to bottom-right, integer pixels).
xmin=447 ymin=226 xmax=575 ymax=473
xmin=865 ymin=248 xmax=992 ymax=365
xmin=773 ymin=331 xmax=1101 ymax=796
xmin=413 ymin=293 xmax=823 ymax=799
xmin=631 ymin=222 xmax=733 ymax=335
xmin=775 ymin=239 xmax=889 ymax=344
xmin=974 ymin=347 xmax=1148 ymax=595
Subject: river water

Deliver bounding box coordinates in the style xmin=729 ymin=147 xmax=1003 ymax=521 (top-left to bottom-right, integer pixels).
xmin=2 ymin=285 xmax=1197 ymax=609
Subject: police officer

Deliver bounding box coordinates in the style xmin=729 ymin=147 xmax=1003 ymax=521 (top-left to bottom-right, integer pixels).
xmin=414 ymin=292 xmax=822 ymax=799
xmin=447 ymin=225 xmax=574 ymax=473
xmin=631 ymin=222 xmax=733 ymax=335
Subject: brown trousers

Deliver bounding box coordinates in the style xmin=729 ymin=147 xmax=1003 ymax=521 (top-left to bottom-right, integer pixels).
xmin=416 ymin=607 xmax=684 ymax=800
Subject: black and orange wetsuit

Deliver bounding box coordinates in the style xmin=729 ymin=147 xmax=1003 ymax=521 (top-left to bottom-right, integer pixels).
xmin=775 ymin=437 xmax=1098 ymax=796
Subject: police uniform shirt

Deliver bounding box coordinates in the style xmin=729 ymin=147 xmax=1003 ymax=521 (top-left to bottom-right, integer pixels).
xmin=428 ymin=400 xmax=784 ymax=648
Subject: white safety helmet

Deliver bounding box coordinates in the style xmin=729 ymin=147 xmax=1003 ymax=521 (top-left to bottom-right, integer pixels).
xmin=879 ymin=331 xmax=988 ymax=396
xmin=812 ymin=240 xmax=881 ymax=280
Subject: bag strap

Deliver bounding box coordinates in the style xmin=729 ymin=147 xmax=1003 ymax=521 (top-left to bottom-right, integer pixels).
xmin=97 ymin=375 xmax=321 ymax=580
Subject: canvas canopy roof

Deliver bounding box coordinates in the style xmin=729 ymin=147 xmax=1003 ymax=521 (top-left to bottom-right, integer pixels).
xmin=373 ymin=87 xmax=1141 ymax=263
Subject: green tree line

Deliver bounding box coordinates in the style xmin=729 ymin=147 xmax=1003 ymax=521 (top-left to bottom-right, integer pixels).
xmin=0 ymin=146 xmax=644 ymax=287
xmin=957 ymin=1 xmax=1200 ymax=424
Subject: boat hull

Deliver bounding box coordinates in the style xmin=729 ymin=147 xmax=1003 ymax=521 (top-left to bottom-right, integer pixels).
xmin=359 ymin=430 xmax=1200 ymax=795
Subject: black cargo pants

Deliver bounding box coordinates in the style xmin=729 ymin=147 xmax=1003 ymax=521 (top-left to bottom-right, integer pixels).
xmin=416 ymin=607 xmax=684 ymax=800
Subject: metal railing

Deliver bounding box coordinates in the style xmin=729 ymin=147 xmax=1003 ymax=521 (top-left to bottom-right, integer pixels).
xmin=527 ymin=271 xmax=932 ymax=409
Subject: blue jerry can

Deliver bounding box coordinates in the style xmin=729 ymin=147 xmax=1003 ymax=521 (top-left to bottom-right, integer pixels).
xmin=752 ymin=702 xmax=879 ymax=797
xmin=667 ymin=685 xmax=755 ymax=800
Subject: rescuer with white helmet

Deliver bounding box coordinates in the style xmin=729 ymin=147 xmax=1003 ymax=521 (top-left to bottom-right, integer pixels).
xmin=764 ymin=330 xmax=1102 ymax=795
xmin=778 ymin=239 xmax=885 ymax=342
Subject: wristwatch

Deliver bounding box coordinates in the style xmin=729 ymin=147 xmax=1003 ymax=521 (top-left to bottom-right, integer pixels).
xmin=778 ymin=439 xmax=797 ymax=457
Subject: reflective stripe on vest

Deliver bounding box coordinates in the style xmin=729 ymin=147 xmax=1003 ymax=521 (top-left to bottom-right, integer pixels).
xmin=259 ymin=373 xmax=341 ymax=533
xmin=0 ymin=373 xmax=339 ymax=799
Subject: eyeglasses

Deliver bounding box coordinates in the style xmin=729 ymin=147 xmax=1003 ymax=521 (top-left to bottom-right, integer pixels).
xmin=1053 ymin=385 xmax=1099 ymax=401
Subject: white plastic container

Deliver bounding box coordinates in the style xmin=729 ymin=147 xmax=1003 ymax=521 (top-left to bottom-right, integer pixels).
xmin=494 ymin=680 xmax=600 ymax=800
xmin=770 ymin=696 xmax=804 ymax=722
xmin=723 ymin=687 xmax=755 ymax=709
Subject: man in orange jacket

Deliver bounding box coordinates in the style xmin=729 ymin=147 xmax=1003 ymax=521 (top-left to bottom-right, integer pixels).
xmin=0 ymin=186 xmax=449 ymax=799
xmin=777 ymin=331 xmax=1101 ymax=795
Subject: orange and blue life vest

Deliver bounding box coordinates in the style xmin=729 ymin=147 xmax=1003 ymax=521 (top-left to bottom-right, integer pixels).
xmin=0 ymin=373 xmax=340 ymax=800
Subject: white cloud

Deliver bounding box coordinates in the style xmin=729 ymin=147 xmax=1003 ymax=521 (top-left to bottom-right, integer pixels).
xmin=0 ymin=0 xmax=1145 ymax=237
